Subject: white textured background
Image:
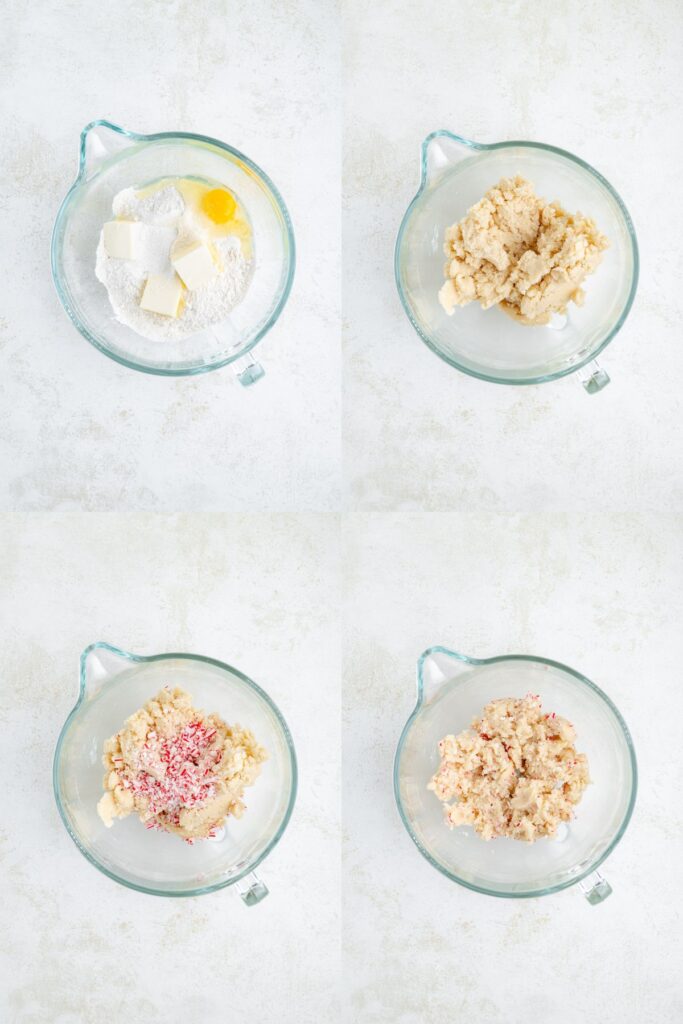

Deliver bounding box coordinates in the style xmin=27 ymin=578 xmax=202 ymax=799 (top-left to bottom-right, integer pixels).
xmin=0 ymin=513 xmax=340 ymax=1023
xmin=344 ymin=0 xmax=683 ymax=512
xmin=343 ymin=513 xmax=683 ymax=1024
xmin=3 ymin=1 xmax=683 ymax=1022
xmin=0 ymin=0 xmax=340 ymax=512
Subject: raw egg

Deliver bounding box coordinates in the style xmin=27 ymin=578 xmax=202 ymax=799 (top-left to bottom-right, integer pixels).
xmin=202 ymin=188 xmax=237 ymax=224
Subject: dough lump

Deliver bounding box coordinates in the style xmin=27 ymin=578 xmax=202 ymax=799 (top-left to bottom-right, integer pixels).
xmin=97 ymin=686 xmax=267 ymax=841
xmin=428 ymin=695 xmax=590 ymax=842
xmin=438 ymin=176 xmax=609 ymax=325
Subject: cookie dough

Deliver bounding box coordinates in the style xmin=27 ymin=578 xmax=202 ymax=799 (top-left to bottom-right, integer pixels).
xmin=428 ymin=695 xmax=590 ymax=842
xmin=438 ymin=176 xmax=609 ymax=325
xmin=97 ymin=686 xmax=267 ymax=841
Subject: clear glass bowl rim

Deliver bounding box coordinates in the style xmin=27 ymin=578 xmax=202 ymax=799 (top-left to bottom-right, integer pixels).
xmin=53 ymin=641 xmax=298 ymax=897
xmin=394 ymin=130 xmax=640 ymax=386
xmin=393 ymin=645 xmax=638 ymax=898
xmin=51 ymin=119 xmax=296 ymax=377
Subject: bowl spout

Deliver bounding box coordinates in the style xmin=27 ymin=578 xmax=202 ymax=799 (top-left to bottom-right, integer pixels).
xmin=421 ymin=131 xmax=481 ymax=189
xmin=80 ymin=641 xmax=138 ymax=700
xmin=416 ymin=645 xmax=478 ymax=705
xmin=79 ymin=120 xmax=139 ymax=181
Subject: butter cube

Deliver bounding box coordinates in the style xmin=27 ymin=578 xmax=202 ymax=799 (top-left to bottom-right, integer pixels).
xmin=139 ymin=274 xmax=183 ymax=318
xmin=103 ymin=220 xmax=142 ymax=260
xmin=172 ymin=242 xmax=217 ymax=290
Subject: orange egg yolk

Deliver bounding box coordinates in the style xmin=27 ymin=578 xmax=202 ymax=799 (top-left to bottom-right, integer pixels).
xmin=202 ymin=189 xmax=237 ymax=224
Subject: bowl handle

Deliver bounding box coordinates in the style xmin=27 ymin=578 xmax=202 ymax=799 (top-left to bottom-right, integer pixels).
xmin=235 ymin=355 xmax=265 ymax=387
xmin=579 ymin=359 xmax=611 ymax=394
xmin=578 ymin=869 xmax=612 ymax=905
xmin=234 ymin=870 xmax=269 ymax=906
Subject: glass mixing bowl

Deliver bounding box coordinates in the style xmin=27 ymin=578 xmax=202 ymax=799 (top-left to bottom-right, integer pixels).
xmin=53 ymin=643 xmax=297 ymax=902
xmin=395 ymin=132 xmax=639 ymax=392
xmin=52 ymin=121 xmax=295 ymax=381
xmin=394 ymin=647 xmax=637 ymax=902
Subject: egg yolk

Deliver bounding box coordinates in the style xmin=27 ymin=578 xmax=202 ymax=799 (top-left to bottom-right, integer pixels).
xmin=202 ymin=188 xmax=237 ymax=224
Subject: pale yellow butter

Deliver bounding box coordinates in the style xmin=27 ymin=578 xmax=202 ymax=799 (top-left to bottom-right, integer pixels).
xmin=139 ymin=273 xmax=183 ymax=317
xmin=172 ymin=242 xmax=217 ymax=291
xmin=103 ymin=220 xmax=142 ymax=260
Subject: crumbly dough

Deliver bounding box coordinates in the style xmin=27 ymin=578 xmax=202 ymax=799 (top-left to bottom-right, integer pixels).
xmin=428 ymin=695 xmax=590 ymax=842
xmin=438 ymin=176 xmax=609 ymax=325
xmin=97 ymin=687 xmax=267 ymax=841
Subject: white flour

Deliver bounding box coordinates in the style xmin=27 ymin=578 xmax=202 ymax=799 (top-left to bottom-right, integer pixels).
xmin=95 ymin=185 xmax=252 ymax=341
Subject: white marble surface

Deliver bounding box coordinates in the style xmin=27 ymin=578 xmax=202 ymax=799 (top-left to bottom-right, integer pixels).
xmin=343 ymin=513 xmax=683 ymax=1024
xmin=0 ymin=513 xmax=340 ymax=1023
xmin=3 ymin=1 xmax=683 ymax=1022
xmin=0 ymin=0 xmax=340 ymax=512
xmin=344 ymin=0 xmax=683 ymax=513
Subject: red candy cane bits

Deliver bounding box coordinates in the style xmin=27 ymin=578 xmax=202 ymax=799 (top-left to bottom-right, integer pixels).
xmin=127 ymin=720 xmax=220 ymax=816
